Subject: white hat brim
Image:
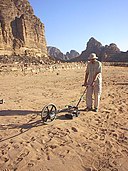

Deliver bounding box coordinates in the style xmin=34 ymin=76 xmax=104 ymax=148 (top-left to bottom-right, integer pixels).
xmin=88 ymin=56 xmax=98 ymax=60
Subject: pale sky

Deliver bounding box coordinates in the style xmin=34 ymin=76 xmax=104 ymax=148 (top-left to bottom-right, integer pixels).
xmin=29 ymin=0 xmax=128 ymax=53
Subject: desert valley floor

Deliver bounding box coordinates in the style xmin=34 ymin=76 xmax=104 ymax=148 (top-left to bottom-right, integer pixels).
xmin=0 ymin=64 xmax=128 ymax=171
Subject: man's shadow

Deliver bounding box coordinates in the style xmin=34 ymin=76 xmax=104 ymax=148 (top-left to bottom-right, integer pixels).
xmin=0 ymin=109 xmax=41 ymax=116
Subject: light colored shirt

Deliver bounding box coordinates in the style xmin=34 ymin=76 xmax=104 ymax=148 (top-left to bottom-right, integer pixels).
xmin=86 ymin=60 xmax=102 ymax=85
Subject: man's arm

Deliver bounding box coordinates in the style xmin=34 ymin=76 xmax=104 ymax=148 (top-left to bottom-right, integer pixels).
xmin=91 ymin=72 xmax=100 ymax=86
xmin=83 ymin=72 xmax=89 ymax=86
xmin=91 ymin=62 xmax=102 ymax=86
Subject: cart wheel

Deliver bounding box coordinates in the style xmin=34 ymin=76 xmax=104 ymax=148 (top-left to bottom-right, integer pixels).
xmin=41 ymin=104 xmax=57 ymax=123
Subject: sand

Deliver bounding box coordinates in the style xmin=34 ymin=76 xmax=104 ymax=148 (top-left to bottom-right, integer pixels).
xmin=0 ymin=64 xmax=128 ymax=171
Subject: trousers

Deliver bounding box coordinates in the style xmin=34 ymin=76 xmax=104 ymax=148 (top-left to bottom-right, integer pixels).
xmin=86 ymin=84 xmax=102 ymax=109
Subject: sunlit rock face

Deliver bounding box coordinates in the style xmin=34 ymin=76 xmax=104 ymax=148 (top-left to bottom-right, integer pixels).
xmin=0 ymin=0 xmax=47 ymax=57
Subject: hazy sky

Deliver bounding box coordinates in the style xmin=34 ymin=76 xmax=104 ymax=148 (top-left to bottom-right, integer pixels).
xmin=29 ymin=0 xmax=128 ymax=53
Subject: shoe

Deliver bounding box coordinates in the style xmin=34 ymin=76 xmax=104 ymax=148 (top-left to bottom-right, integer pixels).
xmin=84 ymin=107 xmax=92 ymax=112
xmin=93 ymin=108 xmax=98 ymax=112
xmin=0 ymin=99 xmax=4 ymax=104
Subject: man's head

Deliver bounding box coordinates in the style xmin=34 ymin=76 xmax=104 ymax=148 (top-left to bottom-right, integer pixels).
xmin=88 ymin=53 xmax=98 ymax=63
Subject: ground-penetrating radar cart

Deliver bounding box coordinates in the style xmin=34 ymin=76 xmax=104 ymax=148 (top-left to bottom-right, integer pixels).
xmin=41 ymin=88 xmax=86 ymax=123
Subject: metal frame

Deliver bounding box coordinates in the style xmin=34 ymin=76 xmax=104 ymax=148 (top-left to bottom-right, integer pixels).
xmin=41 ymin=88 xmax=86 ymax=123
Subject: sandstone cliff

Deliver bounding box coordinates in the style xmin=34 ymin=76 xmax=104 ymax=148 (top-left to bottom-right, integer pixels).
xmin=0 ymin=0 xmax=47 ymax=57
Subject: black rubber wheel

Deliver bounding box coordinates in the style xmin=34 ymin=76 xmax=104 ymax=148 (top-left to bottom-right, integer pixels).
xmin=41 ymin=104 xmax=57 ymax=123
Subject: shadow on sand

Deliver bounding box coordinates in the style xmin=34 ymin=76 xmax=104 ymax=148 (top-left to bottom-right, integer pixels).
xmin=0 ymin=109 xmax=41 ymax=116
xmin=0 ymin=118 xmax=45 ymax=142
xmin=0 ymin=109 xmax=44 ymax=142
xmin=56 ymin=108 xmax=86 ymax=120
xmin=0 ymin=108 xmax=86 ymax=142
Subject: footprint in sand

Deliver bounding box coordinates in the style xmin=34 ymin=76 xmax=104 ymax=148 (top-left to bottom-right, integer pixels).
xmin=28 ymin=160 xmax=35 ymax=167
xmin=3 ymin=156 xmax=9 ymax=163
xmin=99 ymin=135 xmax=105 ymax=141
xmin=71 ymin=127 xmax=78 ymax=132
xmin=84 ymin=167 xmax=97 ymax=171
xmin=14 ymin=149 xmax=29 ymax=165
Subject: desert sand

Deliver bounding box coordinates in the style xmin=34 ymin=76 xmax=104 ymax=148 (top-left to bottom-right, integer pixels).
xmin=0 ymin=64 xmax=128 ymax=171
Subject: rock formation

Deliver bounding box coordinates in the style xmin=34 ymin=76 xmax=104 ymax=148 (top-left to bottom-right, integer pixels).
xmin=47 ymin=46 xmax=79 ymax=61
xmin=0 ymin=0 xmax=47 ymax=57
xmin=65 ymin=50 xmax=79 ymax=60
xmin=48 ymin=38 xmax=127 ymax=62
xmin=108 ymin=51 xmax=128 ymax=62
xmin=70 ymin=37 xmax=121 ymax=62
xmin=47 ymin=46 xmax=65 ymax=61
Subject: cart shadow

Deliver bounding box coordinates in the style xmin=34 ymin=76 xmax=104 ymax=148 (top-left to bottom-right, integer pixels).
xmin=0 ymin=110 xmax=41 ymax=116
xmin=56 ymin=108 xmax=72 ymax=120
xmin=57 ymin=114 xmax=72 ymax=120
xmin=56 ymin=108 xmax=86 ymax=120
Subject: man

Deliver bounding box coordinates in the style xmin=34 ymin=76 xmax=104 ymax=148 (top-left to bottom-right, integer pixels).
xmin=83 ymin=53 xmax=102 ymax=112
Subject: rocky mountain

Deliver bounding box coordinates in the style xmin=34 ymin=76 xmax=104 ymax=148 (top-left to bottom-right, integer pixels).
xmin=108 ymin=51 xmax=128 ymax=62
xmin=0 ymin=0 xmax=47 ymax=58
xmin=47 ymin=46 xmax=65 ymax=61
xmin=48 ymin=38 xmax=127 ymax=63
xmin=47 ymin=46 xmax=79 ymax=61
xmin=70 ymin=37 xmax=122 ymax=62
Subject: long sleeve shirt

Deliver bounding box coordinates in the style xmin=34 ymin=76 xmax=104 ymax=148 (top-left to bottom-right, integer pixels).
xmin=86 ymin=60 xmax=102 ymax=85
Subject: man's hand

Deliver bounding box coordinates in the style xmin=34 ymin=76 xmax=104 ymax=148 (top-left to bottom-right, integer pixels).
xmin=90 ymin=81 xmax=95 ymax=87
xmin=82 ymin=82 xmax=88 ymax=87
